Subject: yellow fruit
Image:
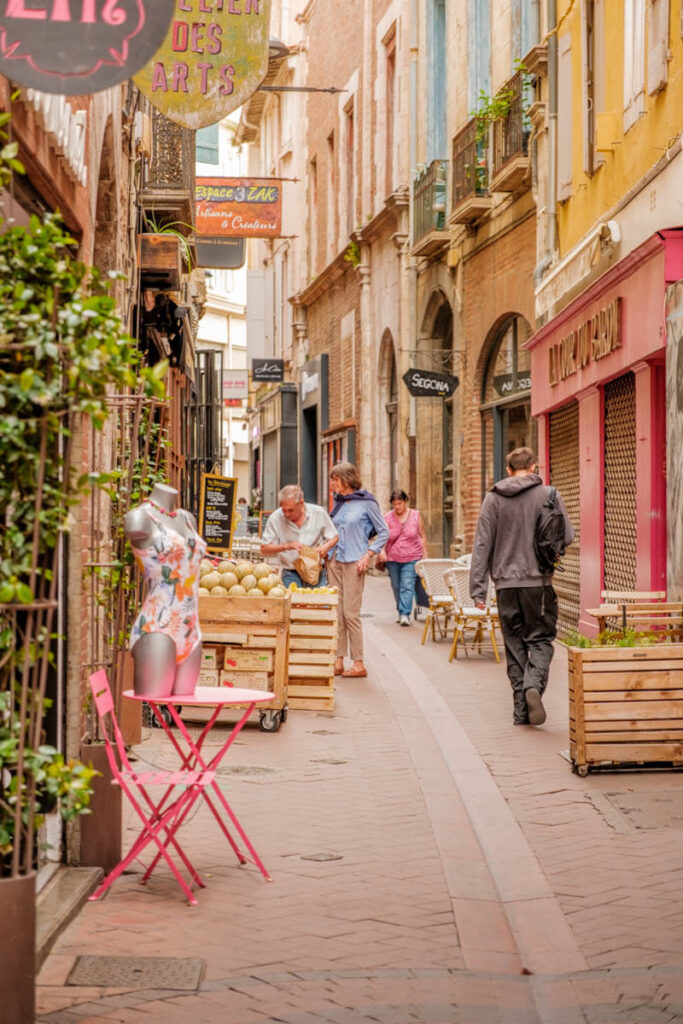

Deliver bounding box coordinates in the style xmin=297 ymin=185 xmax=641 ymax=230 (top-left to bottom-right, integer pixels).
xmin=257 ymin=577 xmax=271 ymax=594
xmin=202 ymin=571 xmax=221 ymax=590
xmin=253 ymin=563 xmax=271 ymax=580
xmin=217 ymin=560 xmax=235 ymax=573
xmin=241 ymin=573 xmax=257 ymax=591
xmin=228 ymin=583 xmax=247 ymax=596
xmin=246 ymin=587 xmax=263 ymax=597
xmin=268 ymin=585 xmax=286 ymax=598
xmin=198 ymin=587 xmax=211 ymax=596
xmin=235 ymin=561 xmax=254 ymax=580
xmin=200 ymin=559 xmax=214 ymax=575
xmin=264 ymin=574 xmax=280 ymax=591
xmin=288 ymin=582 xmax=297 ymax=591
xmin=221 ymin=571 xmax=239 ymax=590
xmin=210 ymin=585 xmax=228 ymax=596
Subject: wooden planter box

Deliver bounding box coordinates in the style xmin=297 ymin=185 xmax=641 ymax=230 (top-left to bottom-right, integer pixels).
xmin=287 ymin=592 xmax=338 ymax=712
xmin=137 ymin=232 xmax=183 ymax=289
xmin=569 ymin=644 xmax=683 ymax=775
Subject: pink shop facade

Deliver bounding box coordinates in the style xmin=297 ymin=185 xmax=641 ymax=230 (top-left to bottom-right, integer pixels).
xmin=527 ymin=230 xmax=683 ymax=635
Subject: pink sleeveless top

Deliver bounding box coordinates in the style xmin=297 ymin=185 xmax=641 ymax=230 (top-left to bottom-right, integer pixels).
xmin=384 ymin=509 xmax=423 ymax=563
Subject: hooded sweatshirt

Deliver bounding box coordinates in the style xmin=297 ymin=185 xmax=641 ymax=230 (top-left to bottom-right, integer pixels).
xmin=469 ymin=473 xmax=574 ymax=604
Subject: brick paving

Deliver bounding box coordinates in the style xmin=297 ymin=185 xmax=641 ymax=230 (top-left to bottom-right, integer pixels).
xmin=37 ymin=577 xmax=683 ymax=1023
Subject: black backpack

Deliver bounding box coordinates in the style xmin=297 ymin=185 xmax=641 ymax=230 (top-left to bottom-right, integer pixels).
xmin=534 ymin=487 xmax=566 ymax=574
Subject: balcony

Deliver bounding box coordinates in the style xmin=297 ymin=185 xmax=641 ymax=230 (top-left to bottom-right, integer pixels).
xmin=490 ymin=71 xmax=531 ymax=194
xmin=142 ymin=105 xmax=196 ymax=228
xmin=450 ymin=120 xmax=492 ymax=225
xmin=412 ymin=159 xmax=450 ymax=257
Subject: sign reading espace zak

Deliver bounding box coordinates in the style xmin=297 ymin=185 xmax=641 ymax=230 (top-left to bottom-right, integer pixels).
xmin=134 ymin=0 xmax=272 ymax=130
xmin=402 ymin=369 xmax=459 ymax=398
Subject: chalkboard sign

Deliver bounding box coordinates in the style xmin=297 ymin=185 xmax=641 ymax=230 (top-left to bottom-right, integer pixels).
xmin=198 ymin=474 xmax=237 ymax=554
xmin=259 ymin=510 xmax=275 ymax=537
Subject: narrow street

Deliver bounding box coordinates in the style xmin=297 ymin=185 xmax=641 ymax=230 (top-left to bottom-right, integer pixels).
xmin=37 ymin=577 xmax=683 ymax=1024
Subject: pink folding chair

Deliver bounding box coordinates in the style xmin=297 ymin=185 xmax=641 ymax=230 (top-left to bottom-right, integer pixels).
xmin=88 ymin=670 xmax=215 ymax=906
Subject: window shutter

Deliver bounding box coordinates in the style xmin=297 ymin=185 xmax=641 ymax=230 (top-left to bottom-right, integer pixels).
xmin=196 ymin=124 xmax=219 ymax=165
xmin=647 ymin=0 xmax=670 ymax=94
xmin=557 ymin=32 xmax=573 ymax=201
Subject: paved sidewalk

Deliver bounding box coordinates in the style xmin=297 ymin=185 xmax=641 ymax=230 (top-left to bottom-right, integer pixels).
xmin=37 ymin=578 xmax=683 ymax=1023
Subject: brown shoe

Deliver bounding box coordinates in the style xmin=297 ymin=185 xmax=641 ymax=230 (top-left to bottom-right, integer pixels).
xmin=334 ymin=660 xmax=344 ymax=676
xmin=341 ymin=666 xmax=367 ymax=678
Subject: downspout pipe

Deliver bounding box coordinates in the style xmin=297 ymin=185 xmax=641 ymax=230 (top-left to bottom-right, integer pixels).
xmin=408 ymin=0 xmax=418 ymax=500
xmin=547 ymin=0 xmax=558 ymax=260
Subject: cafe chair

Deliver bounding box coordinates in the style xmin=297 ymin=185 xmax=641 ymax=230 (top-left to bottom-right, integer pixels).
xmin=415 ymin=559 xmax=460 ymax=645
xmin=444 ymin=567 xmax=501 ymax=663
xmin=87 ymin=670 xmax=215 ymax=906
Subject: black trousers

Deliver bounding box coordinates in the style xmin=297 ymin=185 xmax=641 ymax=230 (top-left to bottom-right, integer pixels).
xmin=496 ymin=586 xmax=558 ymax=696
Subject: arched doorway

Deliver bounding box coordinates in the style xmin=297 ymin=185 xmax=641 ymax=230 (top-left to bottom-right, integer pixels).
xmin=417 ymin=294 xmax=453 ymax=554
xmin=480 ymin=314 xmax=535 ymax=493
xmin=377 ymin=330 xmax=398 ymax=506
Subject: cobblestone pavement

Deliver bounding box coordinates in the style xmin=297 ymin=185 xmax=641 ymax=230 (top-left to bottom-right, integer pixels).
xmin=37 ymin=577 xmax=683 ymax=1023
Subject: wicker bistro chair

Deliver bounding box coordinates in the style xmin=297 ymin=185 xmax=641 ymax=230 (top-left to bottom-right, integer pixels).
xmin=444 ymin=567 xmax=501 ymax=663
xmin=415 ymin=559 xmax=461 ymax=645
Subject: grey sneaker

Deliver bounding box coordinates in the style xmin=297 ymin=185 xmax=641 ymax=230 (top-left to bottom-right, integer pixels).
xmin=400 ymin=615 xmax=411 ymax=627
xmin=525 ymin=688 xmax=546 ymax=725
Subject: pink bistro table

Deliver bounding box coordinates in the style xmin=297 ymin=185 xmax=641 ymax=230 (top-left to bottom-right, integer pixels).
xmin=123 ymin=686 xmax=274 ymax=890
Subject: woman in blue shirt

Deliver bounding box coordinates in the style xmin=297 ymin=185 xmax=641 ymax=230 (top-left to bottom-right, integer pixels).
xmin=327 ymin=462 xmax=389 ymax=678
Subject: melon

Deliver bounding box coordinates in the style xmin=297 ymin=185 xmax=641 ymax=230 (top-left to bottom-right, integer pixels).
xmin=210 ymin=585 xmax=228 ymax=596
xmin=201 ymin=571 xmax=221 ymax=591
xmin=257 ymin=577 xmax=271 ymax=594
xmin=220 ymin=571 xmax=239 ymax=590
xmin=253 ymin=562 xmax=271 ymax=580
xmin=246 ymin=587 xmax=264 ymax=597
xmin=235 ymin=561 xmax=254 ymax=580
xmin=217 ymin=560 xmax=235 ymax=574
xmin=240 ymin=573 xmax=257 ymax=592
xmin=200 ymin=559 xmax=214 ymax=575
xmin=198 ymin=587 xmax=211 ymax=596
xmin=268 ymin=585 xmax=286 ymax=598
xmin=228 ymin=583 xmax=247 ymax=596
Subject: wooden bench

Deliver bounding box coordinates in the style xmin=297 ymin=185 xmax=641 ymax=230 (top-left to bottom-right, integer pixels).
xmin=585 ymin=599 xmax=683 ymax=640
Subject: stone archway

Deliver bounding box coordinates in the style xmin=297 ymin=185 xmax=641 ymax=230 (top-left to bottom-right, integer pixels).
xmin=416 ymin=291 xmax=453 ymax=554
xmin=376 ymin=329 xmax=398 ymax=509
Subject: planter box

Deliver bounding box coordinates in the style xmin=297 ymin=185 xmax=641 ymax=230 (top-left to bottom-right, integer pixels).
xmin=569 ymin=644 xmax=683 ymax=774
xmin=0 ymin=871 xmax=35 ymax=1023
xmin=79 ymin=743 xmax=122 ymax=874
xmin=137 ymin=232 xmax=182 ymax=289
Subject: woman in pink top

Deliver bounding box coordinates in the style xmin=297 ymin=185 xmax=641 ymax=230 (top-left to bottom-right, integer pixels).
xmin=378 ymin=489 xmax=428 ymax=626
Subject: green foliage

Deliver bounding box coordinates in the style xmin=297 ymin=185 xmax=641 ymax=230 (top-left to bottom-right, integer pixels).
xmin=343 ymin=240 xmax=361 ymax=268
xmin=565 ymin=627 xmax=665 ymax=648
xmin=0 ymin=692 xmax=97 ymax=870
xmin=143 ymin=216 xmax=195 ymax=271
xmin=469 ymin=60 xmax=530 ymax=146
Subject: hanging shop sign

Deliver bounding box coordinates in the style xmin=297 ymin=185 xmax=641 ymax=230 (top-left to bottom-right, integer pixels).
xmin=493 ymin=371 xmax=531 ymax=397
xmin=252 ymin=358 xmax=284 ymax=382
xmin=196 ymin=235 xmax=245 ymax=269
xmin=0 ymin=1 xmax=176 ymax=95
xmin=222 ymin=369 xmax=248 ymax=402
xmin=198 ymin=472 xmax=237 ymax=554
xmin=133 ymin=0 xmax=271 ymax=130
xmin=196 ymin=178 xmax=282 ymax=238
xmin=549 ymin=297 xmax=622 ymax=387
xmin=402 ymin=368 xmax=459 ymax=398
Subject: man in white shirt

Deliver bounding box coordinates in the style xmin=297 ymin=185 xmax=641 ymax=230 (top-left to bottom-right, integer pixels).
xmin=260 ymin=484 xmax=338 ymax=588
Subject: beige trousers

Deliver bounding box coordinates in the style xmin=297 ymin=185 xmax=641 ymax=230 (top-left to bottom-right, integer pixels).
xmin=327 ymin=557 xmax=366 ymax=661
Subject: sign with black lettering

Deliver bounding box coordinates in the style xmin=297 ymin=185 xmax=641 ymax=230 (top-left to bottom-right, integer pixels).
xmin=133 ymin=0 xmax=272 ymax=130
xmin=0 ymin=1 xmax=175 ymax=95
xmin=402 ymin=368 xmax=459 ymax=398
xmin=252 ymin=358 xmax=284 ymax=382
xmin=198 ymin=472 xmax=237 ymax=554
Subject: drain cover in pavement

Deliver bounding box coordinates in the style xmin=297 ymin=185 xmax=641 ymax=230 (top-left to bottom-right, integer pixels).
xmin=602 ymin=791 xmax=683 ymax=830
xmin=67 ymin=955 xmax=205 ymax=990
xmin=300 ymin=852 xmax=344 ymax=862
xmin=309 ymin=729 xmax=339 ymax=735
xmin=215 ymin=764 xmax=278 ymax=776
xmin=311 ymin=758 xmax=348 ymax=765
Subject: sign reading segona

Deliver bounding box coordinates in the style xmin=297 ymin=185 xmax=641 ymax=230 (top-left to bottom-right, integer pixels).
xmin=134 ymin=0 xmax=272 ymax=130
xmin=402 ymin=368 xmax=459 ymax=398
xmin=0 ymin=1 xmax=175 ymax=94
xmin=196 ymin=178 xmax=282 ymax=238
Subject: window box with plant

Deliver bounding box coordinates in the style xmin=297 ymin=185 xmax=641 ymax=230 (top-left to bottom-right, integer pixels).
xmin=137 ymin=218 xmax=194 ymax=290
xmin=565 ymin=628 xmax=683 ymax=775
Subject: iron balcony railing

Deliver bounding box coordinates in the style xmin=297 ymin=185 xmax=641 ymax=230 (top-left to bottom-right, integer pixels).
xmin=413 ymin=159 xmax=448 ymax=243
xmin=451 ymin=119 xmax=488 ymax=207
xmin=492 ymin=70 xmax=531 ymax=179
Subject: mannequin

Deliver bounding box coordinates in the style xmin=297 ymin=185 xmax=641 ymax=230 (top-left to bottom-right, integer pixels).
xmin=125 ymin=483 xmax=207 ymax=698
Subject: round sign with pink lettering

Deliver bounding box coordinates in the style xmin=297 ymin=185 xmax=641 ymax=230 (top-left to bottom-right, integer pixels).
xmin=0 ymin=1 xmax=176 ymax=95
xmin=133 ymin=0 xmax=272 ymax=130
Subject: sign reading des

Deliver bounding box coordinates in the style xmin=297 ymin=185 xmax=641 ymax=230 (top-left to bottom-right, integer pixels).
xmin=252 ymin=358 xmax=284 ymax=382
xmin=196 ymin=178 xmax=281 ymax=238
xmin=0 ymin=1 xmax=175 ymax=95
xmin=134 ymin=0 xmax=272 ymax=130
xmin=402 ymin=368 xmax=459 ymax=398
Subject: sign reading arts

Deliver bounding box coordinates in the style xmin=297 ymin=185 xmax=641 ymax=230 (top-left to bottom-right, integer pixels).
xmin=196 ymin=178 xmax=282 ymax=238
xmin=0 ymin=1 xmax=175 ymax=95
xmin=549 ymin=298 xmax=622 ymax=387
xmin=134 ymin=0 xmax=271 ymax=130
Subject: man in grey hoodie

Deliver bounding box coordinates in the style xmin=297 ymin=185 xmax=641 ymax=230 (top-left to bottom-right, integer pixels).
xmin=470 ymin=447 xmax=574 ymax=726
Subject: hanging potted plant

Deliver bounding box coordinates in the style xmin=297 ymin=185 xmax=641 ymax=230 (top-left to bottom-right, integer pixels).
xmin=0 ymin=113 xmax=165 ymax=1020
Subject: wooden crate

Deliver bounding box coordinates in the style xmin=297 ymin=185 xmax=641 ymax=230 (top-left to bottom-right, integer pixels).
xmin=569 ymin=644 xmax=683 ymax=774
xmin=287 ymin=592 xmax=338 ymax=712
xmin=190 ymin=594 xmax=291 ymax=730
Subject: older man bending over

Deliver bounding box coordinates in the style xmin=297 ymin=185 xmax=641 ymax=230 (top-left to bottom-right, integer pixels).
xmin=260 ymin=484 xmax=338 ymax=589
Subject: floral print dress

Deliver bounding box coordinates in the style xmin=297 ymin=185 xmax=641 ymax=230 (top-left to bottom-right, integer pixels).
xmin=129 ymin=508 xmax=207 ymax=664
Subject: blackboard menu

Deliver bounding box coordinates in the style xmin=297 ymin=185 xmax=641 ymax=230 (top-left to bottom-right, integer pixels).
xmin=199 ymin=474 xmax=237 ymax=554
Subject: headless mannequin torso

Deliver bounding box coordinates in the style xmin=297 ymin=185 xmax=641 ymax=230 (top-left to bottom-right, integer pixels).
xmin=125 ymin=483 xmax=206 ymax=697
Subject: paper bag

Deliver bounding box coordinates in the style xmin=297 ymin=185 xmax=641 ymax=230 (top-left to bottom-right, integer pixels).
xmin=293 ymin=545 xmax=321 ymax=585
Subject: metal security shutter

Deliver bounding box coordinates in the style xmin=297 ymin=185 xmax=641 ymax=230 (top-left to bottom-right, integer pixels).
xmin=549 ymin=401 xmax=580 ymax=635
xmin=604 ymin=372 xmax=637 ymax=592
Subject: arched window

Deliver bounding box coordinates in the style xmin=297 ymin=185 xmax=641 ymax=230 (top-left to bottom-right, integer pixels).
xmin=480 ymin=315 xmax=535 ymax=493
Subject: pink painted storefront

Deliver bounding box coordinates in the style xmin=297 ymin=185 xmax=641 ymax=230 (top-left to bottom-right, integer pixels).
xmin=528 ymin=230 xmax=683 ymax=635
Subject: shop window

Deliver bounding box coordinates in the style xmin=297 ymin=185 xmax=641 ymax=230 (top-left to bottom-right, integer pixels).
xmin=480 ymin=315 xmax=535 ymax=494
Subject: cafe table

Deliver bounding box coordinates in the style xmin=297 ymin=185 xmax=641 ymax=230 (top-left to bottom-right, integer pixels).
xmin=123 ymin=685 xmax=275 ymax=890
